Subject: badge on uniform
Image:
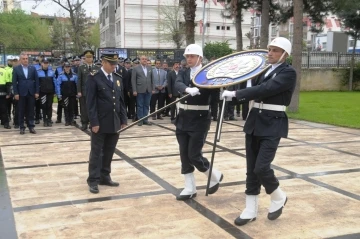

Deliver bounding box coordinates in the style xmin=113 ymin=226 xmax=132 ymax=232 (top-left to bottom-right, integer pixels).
xmin=117 ymin=80 xmax=120 ymax=87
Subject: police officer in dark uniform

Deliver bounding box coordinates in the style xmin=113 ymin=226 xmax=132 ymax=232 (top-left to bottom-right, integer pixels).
xmin=174 ymin=44 xmax=223 ymax=201
xmin=56 ymin=62 xmax=78 ymax=126
xmin=222 ymin=37 xmax=295 ymax=225
xmin=122 ymin=58 xmax=133 ymax=119
xmin=128 ymin=58 xmax=139 ymax=121
xmin=55 ymin=57 xmax=67 ymax=123
xmin=86 ymin=51 xmax=127 ymax=194
xmin=77 ymin=50 xmax=100 ymax=130
xmin=37 ymin=58 xmax=56 ymax=127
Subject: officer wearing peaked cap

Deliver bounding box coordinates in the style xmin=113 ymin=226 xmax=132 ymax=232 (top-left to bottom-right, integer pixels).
xmin=174 ymin=44 xmax=223 ymax=201
xmin=77 ymin=50 xmax=100 ymax=131
xmin=222 ymin=37 xmax=296 ymax=226
xmin=86 ymin=51 xmax=127 ymax=194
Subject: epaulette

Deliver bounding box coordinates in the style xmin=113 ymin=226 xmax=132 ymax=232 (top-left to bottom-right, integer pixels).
xmin=114 ymin=72 xmax=122 ymax=78
xmin=90 ymin=70 xmax=99 ymax=76
xmin=59 ymin=72 xmax=64 ymax=75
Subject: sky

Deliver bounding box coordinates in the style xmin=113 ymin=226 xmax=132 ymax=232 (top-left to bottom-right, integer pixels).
xmin=20 ymin=0 xmax=99 ymax=18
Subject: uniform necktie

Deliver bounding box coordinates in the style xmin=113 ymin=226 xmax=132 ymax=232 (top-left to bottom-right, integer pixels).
xmin=107 ymin=74 xmax=112 ymax=83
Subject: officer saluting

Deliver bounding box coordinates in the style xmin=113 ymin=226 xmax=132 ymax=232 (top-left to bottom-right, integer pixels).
xmin=174 ymin=44 xmax=223 ymax=200
xmin=86 ymin=51 xmax=127 ymax=194
xmin=222 ymin=37 xmax=296 ymax=225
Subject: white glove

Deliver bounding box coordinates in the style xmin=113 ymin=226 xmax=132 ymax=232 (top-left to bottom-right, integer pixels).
xmin=221 ymin=90 xmax=236 ymax=100
xmin=185 ymin=87 xmax=201 ymax=96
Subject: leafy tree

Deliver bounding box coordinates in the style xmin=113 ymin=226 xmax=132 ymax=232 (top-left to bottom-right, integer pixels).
xmin=51 ymin=18 xmax=69 ymax=50
xmin=156 ymin=1 xmax=185 ymax=49
xmin=0 ymin=9 xmax=52 ymax=50
xmin=203 ymin=41 xmax=233 ymax=60
xmin=334 ymin=0 xmax=360 ymax=91
xmin=86 ymin=20 xmax=100 ymax=50
xmin=288 ymin=0 xmax=303 ymax=112
xmin=220 ymin=0 xmax=252 ymax=51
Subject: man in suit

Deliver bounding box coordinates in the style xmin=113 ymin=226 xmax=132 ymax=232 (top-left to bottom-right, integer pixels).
xmin=166 ymin=61 xmax=180 ymax=122
xmin=77 ymin=50 xmax=100 ymax=131
xmin=222 ymin=37 xmax=296 ymax=225
xmin=86 ymin=51 xmax=127 ymax=194
xmin=12 ymin=53 xmax=39 ymax=134
xmin=150 ymin=59 xmax=167 ymax=120
xmin=131 ymin=55 xmax=154 ymax=126
xmin=174 ymin=44 xmax=223 ymax=201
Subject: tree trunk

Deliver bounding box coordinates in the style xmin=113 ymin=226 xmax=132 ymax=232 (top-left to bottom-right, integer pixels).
xmin=349 ymin=36 xmax=357 ymax=91
xmin=235 ymin=2 xmax=243 ymax=51
xmin=183 ymin=0 xmax=197 ymax=45
xmin=260 ymin=0 xmax=270 ymax=49
xmin=288 ymin=0 xmax=303 ymax=113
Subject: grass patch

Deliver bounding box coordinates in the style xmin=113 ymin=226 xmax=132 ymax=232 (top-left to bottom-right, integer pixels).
xmin=287 ymin=91 xmax=360 ymax=128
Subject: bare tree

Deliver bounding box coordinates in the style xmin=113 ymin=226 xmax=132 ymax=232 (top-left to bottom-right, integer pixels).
xmin=156 ymin=2 xmax=185 ymax=49
xmin=288 ymin=0 xmax=303 ymax=112
xmin=183 ymin=0 xmax=197 ymax=45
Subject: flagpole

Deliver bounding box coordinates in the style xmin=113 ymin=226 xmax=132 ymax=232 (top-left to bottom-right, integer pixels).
xmin=201 ymin=0 xmax=207 ymax=49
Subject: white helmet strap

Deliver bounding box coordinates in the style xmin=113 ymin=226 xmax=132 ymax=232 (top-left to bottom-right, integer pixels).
xmin=276 ymin=51 xmax=287 ymax=65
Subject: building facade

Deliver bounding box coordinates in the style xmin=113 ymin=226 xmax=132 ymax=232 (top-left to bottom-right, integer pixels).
xmin=0 ymin=0 xmax=20 ymax=12
xmin=100 ymin=0 xmax=279 ymax=51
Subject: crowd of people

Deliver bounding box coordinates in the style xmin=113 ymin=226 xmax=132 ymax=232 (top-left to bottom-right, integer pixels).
xmin=0 ymin=50 xmax=251 ymax=134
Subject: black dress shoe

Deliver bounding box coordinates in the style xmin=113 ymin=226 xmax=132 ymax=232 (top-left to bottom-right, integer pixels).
xmin=89 ymin=185 xmax=99 ymax=194
xmin=20 ymin=129 xmax=25 ymax=135
xmin=207 ymin=174 xmax=224 ymax=195
xmin=71 ymin=121 xmax=77 ymax=126
xmin=65 ymin=122 xmax=70 ymax=126
xmin=35 ymin=120 xmax=40 ymax=124
xmin=29 ymin=128 xmax=36 ymax=134
xmin=176 ymin=193 xmax=197 ymax=201
xmin=234 ymin=216 xmax=256 ymax=226
xmin=80 ymin=124 xmax=88 ymax=131
xmin=56 ymin=119 xmax=61 ymax=123
xmin=268 ymin=197 xmax=288 ymax=220
xmin=14 ymin=125 xmax=19 ymax=129
xmin=99 ymin=180 xmax=119 ymax=187
xmin=4 ymin=124 xmax=11 ymax=129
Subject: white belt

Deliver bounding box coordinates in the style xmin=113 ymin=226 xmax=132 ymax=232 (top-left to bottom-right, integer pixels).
xmin=179 ymin=103 xmax=209 ymax=111
xmin=253 ymin=102 xmax=286 ymax=111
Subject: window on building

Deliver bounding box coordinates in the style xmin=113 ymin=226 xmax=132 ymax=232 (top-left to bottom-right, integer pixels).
xmin=216 ymin=26 xmax=220 ymax=30
xmin=221 ymin=26 xmax=225 ymax=30
xmin=118 ymin=0 xmax=120 ymax=7
xmin=271 ymin=26 xmax=277 ymax=36
xmin=106 ymin=6 xmax=109 ymax=18
xmin=226 ymin=26 xmax=230 ymax=30
xmin=289 ymin=23 xmax=294 ymax=35
xmin=116 ymin=21 xmax=121 ymax=36
xmin=179 ymin=0 xmax=185 ymax=6
xmin=206 ymin=23 xmax=210 ymax=27
xmin=254 ymin=28 xmax=259 ymax=37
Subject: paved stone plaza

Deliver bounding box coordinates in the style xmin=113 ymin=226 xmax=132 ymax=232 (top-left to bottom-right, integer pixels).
xmin=0 ymin=105 xmax=359 ymax=239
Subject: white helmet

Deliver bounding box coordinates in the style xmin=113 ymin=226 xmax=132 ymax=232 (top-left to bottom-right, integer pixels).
xmin=6 ymin=55 xmax=14 ymax=61
xmin=268 ymin=37 xmax=292 ymax=55
xmin=183 ymin=44 xmax=203 ymax=58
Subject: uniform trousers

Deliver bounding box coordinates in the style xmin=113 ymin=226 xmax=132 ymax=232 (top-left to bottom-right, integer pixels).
xmin=176 ymin=129 xmax=210 ymax=174
xmin=13 ymin=99 xmax=19 ymax=126
xmin=79 ymin=96 xmax=89 ymax=125
xmin=57 ymin=101 xmax=63 ymax=121
xmin=87 ymin=132 xmax=119 ymax=186
xmin=7 ymin=97 xmax=12 ymax=119
xmin=18 ymin=94 xmax=35 ymax=129
xmin=0 ymin=96 xmax=9 ymax=125
xmin=63 ymin=96 xmax=76 ymax=124
xmin=40 ymin=92 xmax=54 ymax=122
xmin=245 ymin=133 xmax=280 ymax=195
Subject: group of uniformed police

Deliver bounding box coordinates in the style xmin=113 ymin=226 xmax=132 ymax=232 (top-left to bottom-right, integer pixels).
xmin=0 ymin=36 xmax=296 ymax=227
